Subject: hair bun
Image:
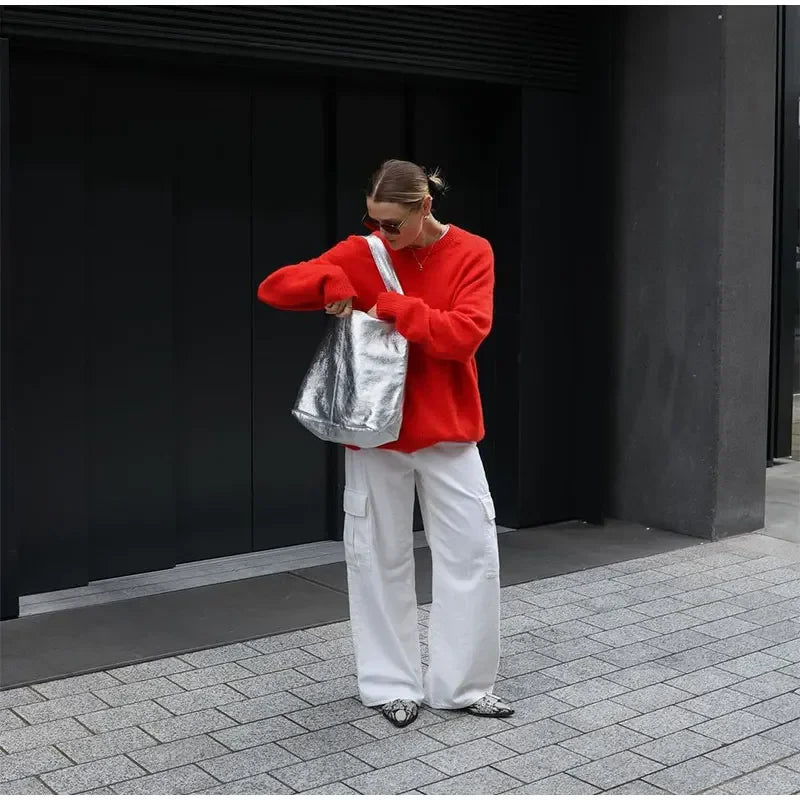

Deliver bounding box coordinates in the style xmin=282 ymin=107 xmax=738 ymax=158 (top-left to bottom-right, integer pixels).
xmin=425 ymin=167 xmax=448 ymax=199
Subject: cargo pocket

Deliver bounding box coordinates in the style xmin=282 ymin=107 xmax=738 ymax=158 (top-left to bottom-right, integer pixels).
xmin=343 ymin=488 xmax=371 ymax=569
xmin=480 ymin=492 xmax=500 ymax=580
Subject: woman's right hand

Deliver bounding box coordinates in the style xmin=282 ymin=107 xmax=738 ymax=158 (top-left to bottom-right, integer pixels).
xmin=325 ymin=298 xmax=353 ymax=318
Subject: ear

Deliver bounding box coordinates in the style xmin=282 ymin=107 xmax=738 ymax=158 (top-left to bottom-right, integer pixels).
xmin=423 ymin=195 xmax=433 ymax=216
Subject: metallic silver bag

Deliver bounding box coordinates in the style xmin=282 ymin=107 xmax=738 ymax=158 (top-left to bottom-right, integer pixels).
xmin=291 ymin=235 xmax=408 ymax=448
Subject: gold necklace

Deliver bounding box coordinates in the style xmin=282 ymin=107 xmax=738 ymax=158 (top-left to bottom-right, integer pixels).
xmin=411 ymin=225 xmax=449 ymax=271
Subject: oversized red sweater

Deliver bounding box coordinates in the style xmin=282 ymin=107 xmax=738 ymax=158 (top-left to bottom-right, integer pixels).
xmin=257 ymin=225 xmax=494 ymax=453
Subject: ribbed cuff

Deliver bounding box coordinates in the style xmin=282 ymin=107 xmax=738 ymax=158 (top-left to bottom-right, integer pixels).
xmin=323 ymin=273 xmax=356 ymax=305
xmin=375 ymin=291 xmax=408 ymax=321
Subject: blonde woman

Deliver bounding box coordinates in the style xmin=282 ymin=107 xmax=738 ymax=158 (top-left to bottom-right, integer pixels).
xmin=258 ymin=159 xmax=512 ymax=727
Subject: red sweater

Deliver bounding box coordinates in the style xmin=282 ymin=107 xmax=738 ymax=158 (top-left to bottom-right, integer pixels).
xmin=257 ymin=225 xmax=494 ymax=453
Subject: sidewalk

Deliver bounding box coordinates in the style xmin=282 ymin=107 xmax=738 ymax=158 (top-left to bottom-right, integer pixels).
xmin=1 ymin=461 xmax=799 ymax=795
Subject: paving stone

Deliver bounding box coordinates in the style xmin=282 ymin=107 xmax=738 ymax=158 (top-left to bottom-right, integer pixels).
xmin=613 ymin=570 xmax=672 ymax=588
xmin=270 ymin=752 xmax=373 ymax=792
xmin=209 ymin=714 xmax=306 ymax=751
xmin=736 ymin=670 xmax=800 ymax=699
xmin=581 ymin=610 xmax=651 ymax=630
xmin=0 ymin=718 xmax=92 ymax=754
xmin=525 ymin=603 xmax=594 ymax=625
xmin=126 ymin=732 xmax=228 ymax=772
xmin=12 ymin=693 xmax=108 ymax=727
xmin=588 ymin=627 xmax=660 ymax=649
xmin=422 ymin=715 xmax=514 ymax=746
xmin=344 ymin=759 xmax=446 ymax=794
xmin=678 ymin=687 xmax=758 ymax=718
xmin=712 ymin=765 xmax=800 ymax=794
xmin=301 ymin=637 xmax=356 ymax=660
xmin=418 ymin=737 xmax=518 ymax=776
xmin=630 ymin=730 xmax=720 ymax=766
xmin=31 ymin=673 xmax=121 ymax=700
xmin=229 ymin=668 xmax=315 ymax=698
xmin=490 ymin=719 xmax=583 ymax=753
xmin=605 ymin=663 xmax=682 ymax=690
xmin=302 ymin=620 xmax=353 ymax=641
xmin=0 ymin=709 xmax=29 ymax=731
xmin=286 ymin=698 xmax=376 ymax=731
xmin=640 ymin=612 xmax=703 ymax=634
xmin=0 ymin=776 xmax=54 ymax=794
xmin=691 ymin=617 xmax=761 ymax=640
xmin=495 ymin=744 xmax=590 ymax=783
xmin=500 ymin=599 xmax=540 ymax=618
xmin=78 ymin=789 xmax=115 ymax=795
xmin=735 ymin=604 xmax=799 ymax=626
xmin=763 ymin=718 xmax=800 ymax=749
xmin=167 ymin=662 xmax=257 ymax=691
xmin=500 ymin=631 xmax=553 ymax=656
xmin=758 ymin=621 xmax=800 ymax=643
xmin=579 ymin=593 xmax=639 ymax=613
xmin=57 ymin=727 xmax=159 ymax=763
xmin=592 ymin=642 xmax=667 ymax=667
xmin=622 ymin=583 xmax=679 ymax=602
xmin=295 ymin=655 xmax=358 ymax=683
xmin=215 ymin=690 xmax=310 ymax=724
xmin=628 ymin=598 xmax=695 ymax=618
xmin=289 ymin=676 xmax=359 ymax=706
xmin=553 ymin=700 xmax=639 ymax=733
xmin=653 ymin=647 xmax=730 ymax=673
xmin=202 ymin=773 xmax=294 ymax=794
xmin=91 ymin=677 xmax=185 ymax=708
xmin=39 ymin=754 xmax=145 ymax=794
xmin=493 ymin=672 xmax=565 ymax=701
xmin=644 ymin=755 xmax=740 ymax=794
xmin=763 ymin=638 xmax=800 ymax=662
xmin=346 ymin=729 xmax=445 ymax=768
xmin=747 ymin=691 xmax=800 ymax=722
xmin=781 ymin=662 xmax=800 ymax=678
xmin=548 ymin=677 xmax=629 ymax=707
xmin=114 ymin=763 xmax=221 ymax=794
xmin=0 ymin=745 xmax=72 ymax=782
xmin=199 ymin=742 xmax=300 ymax=782
xmin=614 ymin=683 xmax=693 ymax=713
xmin=665 ymin=666 xmax=742 ymax=694
xmin=560 ymin=724 xmax=651 ymax=760
xmin=236 ymin=648 xmax=322 ymax=677
xmin=501 ymin=615 xmax=542 ymax=637
xmin=106 ymin=657 xmax=194 ymax=684
xmin=536 ymin=638 xmax=610 ymax=663
xmin=714 ymin=576 xmax=773 ymax=594
xmin=658 ymin=560 xmax=709 ymax=577
xmin=499 ymin=695 xmax=574 ymax=728
xmin=350 ymin=708 xmax=443 ymax=739
xmin=719 ymin=652 xmax=791 ymax=677
xmin=691 ymin=709 xmax=776 ymax=743
xmin=541 ymin=657 xmax=617 ymax=685
xmin=707 ymin=632 xmax=775 ymax=658
xmin=568 ymin=580 xmax=630 ymax=599
xmin=243 ymin=631 xmax=324 ymax=657
xmin=600 ymin=779 xmax=662 ymax=794
xmin=154 ymin=684 xmax=248 ymax=716
xmin=506 ymin=773 xmax=600 ymax=794
xmin=276 ymin=722 xmax=374 ymax=761
xmin=747 ymin=567 xmax=800 ymax=584
xmin=420 ymin=765 xmax=523 ymax=794
xmin=499 ymin=651 xmax=560 ymax=677
xmin=0 ymin=688 xmax=43 ymax=710
xmin=524 ymin=589 xmax=589 ymax=608
xmin=645 ymin=629 xmax=718 ymax=654
xmin=567 ymin=751 xmax=663 ymax=790
xmin=705 ymin=734 xmax=796 ymax=771
xmin=622 ymin=706 xmax=708 ymax=739
xmin=140 ymin=708 xmax=235 ymax=743
xmin=177 ymin=643 xmax=263 ymax=668
xmin=770 ymin=579 xmax=800 ymax=598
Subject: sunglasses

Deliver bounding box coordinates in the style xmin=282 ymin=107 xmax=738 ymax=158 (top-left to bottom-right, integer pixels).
xmin=362 ymin=208 xmax=415 ymax=237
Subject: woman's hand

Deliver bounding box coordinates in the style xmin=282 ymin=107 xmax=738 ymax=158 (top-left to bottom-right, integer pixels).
xmin=325 ymin=298 xmax=353 ymax=318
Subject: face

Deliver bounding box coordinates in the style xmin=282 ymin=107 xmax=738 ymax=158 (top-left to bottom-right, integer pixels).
xmin=364 ymin=197 xmax=431 ymax=250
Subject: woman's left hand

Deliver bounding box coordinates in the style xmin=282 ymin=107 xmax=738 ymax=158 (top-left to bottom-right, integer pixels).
xmin=366 ymin=304 xmax=379 ymax=318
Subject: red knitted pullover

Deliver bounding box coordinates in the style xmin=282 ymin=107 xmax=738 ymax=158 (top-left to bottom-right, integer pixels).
xmin=257 ymin=225 xmax=494 ymax=453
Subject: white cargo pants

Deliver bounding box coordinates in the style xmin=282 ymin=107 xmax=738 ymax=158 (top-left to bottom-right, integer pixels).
xmin=343 ymin=441 xmax=501 ymax=709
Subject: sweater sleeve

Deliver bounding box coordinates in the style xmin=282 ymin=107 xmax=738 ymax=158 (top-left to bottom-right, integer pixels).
xmin=256 ymin=237 xmax=360 ymax=311
xmin=375 ymin=242 xmax=494 ymax=363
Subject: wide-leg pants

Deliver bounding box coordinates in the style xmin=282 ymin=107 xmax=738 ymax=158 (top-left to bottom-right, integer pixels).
xmin=342 ymin=441 xmax=501 ymax=709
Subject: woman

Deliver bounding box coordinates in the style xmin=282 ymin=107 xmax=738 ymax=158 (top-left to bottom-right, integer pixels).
xmin=257 ymin=159 xmax=512 ymax=728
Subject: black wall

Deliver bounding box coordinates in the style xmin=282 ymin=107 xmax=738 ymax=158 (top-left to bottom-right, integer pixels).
xmin=3 ymin=44 xmax=592 ymax=615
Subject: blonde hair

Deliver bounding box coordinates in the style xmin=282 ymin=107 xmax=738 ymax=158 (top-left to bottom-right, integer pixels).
xmin=367 ymin=159 xmax=448 ymax=207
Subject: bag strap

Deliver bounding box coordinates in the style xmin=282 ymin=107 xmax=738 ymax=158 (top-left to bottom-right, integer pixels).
xmin=364 ymin=235 xmax=404 ymax=296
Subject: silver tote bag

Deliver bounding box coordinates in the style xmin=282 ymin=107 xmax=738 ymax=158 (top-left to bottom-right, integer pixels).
xmin=291 ymin=235 xmax=409 ymax=448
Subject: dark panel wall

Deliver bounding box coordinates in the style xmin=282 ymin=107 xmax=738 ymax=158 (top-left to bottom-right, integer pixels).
xmin=608 ymin=7 xmax=776 ymax=538
xmin=10 ymin=52 xmax=89 ymax=593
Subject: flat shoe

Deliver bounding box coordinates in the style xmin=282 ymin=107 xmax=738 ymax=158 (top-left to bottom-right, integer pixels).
xmin=381 ymin=699 xmax=419 ymax=728
xmin=465 ymin=693 xmax=514 ymax=717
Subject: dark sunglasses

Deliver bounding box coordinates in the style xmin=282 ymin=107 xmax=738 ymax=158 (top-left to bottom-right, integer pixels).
xmin=362 ymin=208 xmax=414 ymax=237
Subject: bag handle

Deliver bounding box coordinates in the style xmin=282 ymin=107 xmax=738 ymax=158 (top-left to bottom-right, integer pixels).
xmin=364 ymin=235 xmax=404 ymax=296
